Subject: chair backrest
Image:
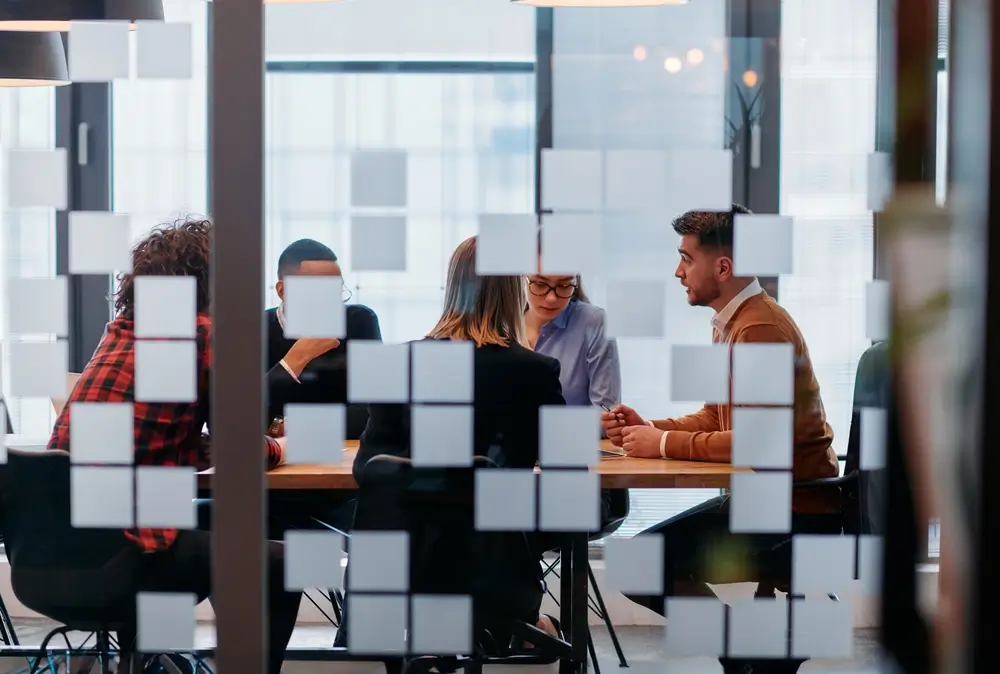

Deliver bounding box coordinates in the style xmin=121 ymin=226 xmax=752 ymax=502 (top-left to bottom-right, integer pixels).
xmin=0 ymin=449 xmax=130 ymax=571
xmin=351 ymin=455 xmax=544 ymax=645
xmin=51 ymin=373 xmax=82 ymax=417
xmin=842 ymin=341 xmax=891 ymax=535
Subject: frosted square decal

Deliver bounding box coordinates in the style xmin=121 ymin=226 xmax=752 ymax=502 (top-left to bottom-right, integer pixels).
xmin=136 ymin=466 xmax=196 ymax=529
xmin=606 ymin=279 xmax=665 ymax=338
xmin=285 ymin=531 xmax=346 ymax=591
xmin=664 ymin=598 xmax=724 ymax=657
xmin=731 ymin=342 xmax=794 ymax=405
xmin=665 ymin=150 xmax=732 ymax=213
xmin=539 ymin=470 xmax=599 ymax=531
xmin=348 ymin=595 xmax=407 ymax=655
xmin=412 ymin=405 xmax=473 ymax=467
xmin=728 ymin=598 xmax=787 ymax=658
xmin=69 ymin=212 xmax=132 ymax=274
xmin=134 ymin=276 xmax=197 ymax=339
xmin=539 ymin=406 xmax=599 ymax=468
xmin=476 ymin=214 xmax=537 ymax=276
xmin=474 ymin=470 xmax=535 ymax=531
xmin=411 ymin=595 xmax=473 ymax=655
xmin=733 ymin=214 xmax=794 ymax=277
xmin=858 ymin=535 xmax=883 ymax=595
xmin=283 ymin=276 xmax=346 ymax=339
xmin=670 ymin=344 xmax=729 ymax=404
xmin=285 ymin=403 xmax=345 ymax=465
xmin=71 ymin=466 xmax=133 ymax=528
xmin=135 ymin=21 xmax=193 ymax=79
xmin=731 ymin=407 xmax=793 ymax=469
xmin=792 ymin=535 xmax=855 ymax=596
xmin=605 ymin=535 xmax=664 ymax=595
xmin=865 ymin=280 xmax=890 ymax=342
xmin=5 ymin=149 xmax=67 ymax=210
xmin=68 ymin=21 xmax=130 ymax=82
xmin=136 ymin=593 xmax=196 ymax=652
xmin=605 ymin=149 xmax=667 ymax=212
xmin=8 ymin=277 xmax=68 ymax=337
xmin=351 ymin=150 xmax=408 ymax=208
xmin=70 ymin=402 xmax=133 ymax=464
xmin=348 ymin=342 xmax=409 ymax=403
xmin=541 ymin=149 xmax=602 ymax=211
xmin=348 ymin=531 xmax=409 ymax=592
xmin=791 ymin=599 xmax=853 ymax=659
xmin=867 ymin=152 xmax=893 ymax=212
xmin=540 ymin=213 xmax=601 ymax=276
xmin=10 ymin=341 xmax=67 ymax=399
xmin=860 ymin=407 xmax=887 ymax=470
xmin=135 ymin=341 xmax=197 ymax=403
xmin=350 ymin=216 xmax=407 ymax=271
xmin=730 ymin=472 xmax=792 ymax=533
xmin=411 ymin=340 xmax=473 ymax=403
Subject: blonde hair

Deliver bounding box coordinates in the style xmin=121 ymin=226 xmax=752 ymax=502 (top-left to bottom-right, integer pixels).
xmin=427 ymin=236 xmax=527 ymax=347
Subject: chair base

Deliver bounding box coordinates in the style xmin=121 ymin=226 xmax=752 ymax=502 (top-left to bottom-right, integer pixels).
xmin=718 ymin=658 xmax=807 ymax=674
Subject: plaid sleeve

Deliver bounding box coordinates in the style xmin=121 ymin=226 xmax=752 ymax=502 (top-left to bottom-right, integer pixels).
xmin=265 ymin=436 xmax=285 ymax=469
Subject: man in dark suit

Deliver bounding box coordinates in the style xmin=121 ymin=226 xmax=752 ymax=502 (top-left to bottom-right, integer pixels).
xmin=266 ymin=238 xmax=382 ymax=440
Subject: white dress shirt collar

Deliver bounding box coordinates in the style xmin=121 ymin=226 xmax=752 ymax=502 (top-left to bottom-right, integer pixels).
xmin=276 ymin=303 xmax=286 ymax=330
xmin=711 ymin=278 xmax=762 ymax=334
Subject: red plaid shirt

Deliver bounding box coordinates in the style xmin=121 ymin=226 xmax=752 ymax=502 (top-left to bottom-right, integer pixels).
xmin=48 ymin=314 xmax=284 ymax=553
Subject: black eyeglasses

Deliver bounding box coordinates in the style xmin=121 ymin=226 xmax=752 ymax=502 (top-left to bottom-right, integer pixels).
xmin=342 ymin=284 xmax=354 ymax=303
xmin=527 ymin=280 xmax=577 ymax=299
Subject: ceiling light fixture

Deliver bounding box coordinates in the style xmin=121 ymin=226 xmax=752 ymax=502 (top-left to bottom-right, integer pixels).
xmin=0 ymin=31 xmax=69 ymax=86
xmin=511 ymin=0 xmax=688 ymax=7
xmin=0 ymin=0 xmax=163 ymax=32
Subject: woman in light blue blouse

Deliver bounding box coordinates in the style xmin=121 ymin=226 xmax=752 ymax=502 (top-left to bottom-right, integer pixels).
xmin=524 ymin=273 xmax=621 ymax=410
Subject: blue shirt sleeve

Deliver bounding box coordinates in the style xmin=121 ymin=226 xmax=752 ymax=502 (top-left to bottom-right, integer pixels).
xmin=585 ymin=311 xmax=622 ymax=411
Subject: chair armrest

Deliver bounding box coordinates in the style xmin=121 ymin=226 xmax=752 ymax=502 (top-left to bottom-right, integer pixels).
xmin=792 ymin=470 xmax=859 ymax=489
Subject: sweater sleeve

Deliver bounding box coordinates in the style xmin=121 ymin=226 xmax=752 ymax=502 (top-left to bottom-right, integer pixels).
xmin=660 ymin=323 xmax=789 ymax=463
xmin=650 ymin=405 xmax=720 ymax=433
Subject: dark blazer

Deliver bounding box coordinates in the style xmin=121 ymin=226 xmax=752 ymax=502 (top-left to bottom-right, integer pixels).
xmin=265 ymin=304 xmax=382 ymax=439
xmin=354 ymin=339 xmax=565 ymax=483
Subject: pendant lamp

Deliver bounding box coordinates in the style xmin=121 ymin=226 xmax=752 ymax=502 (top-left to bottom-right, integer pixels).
xmin=511 ymin=0 xmax=687 ymax=6
xmin=0 ymin=31 xmax=69 ymax=86
xmin=0 ymin=0 xmax=164 ymax=32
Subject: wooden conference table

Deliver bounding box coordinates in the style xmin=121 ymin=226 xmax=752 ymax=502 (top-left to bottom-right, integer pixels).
xmin=197 ymin=440 xmax=749 ymax=674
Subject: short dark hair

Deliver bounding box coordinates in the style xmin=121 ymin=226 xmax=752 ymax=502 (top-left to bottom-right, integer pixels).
xmin=277 ymin=239 xmax=338 ymax=278
xmin=671 ymin=203 xmax=752 ymax=253
xmin=113 ymin=218 xmax=212 ymax=319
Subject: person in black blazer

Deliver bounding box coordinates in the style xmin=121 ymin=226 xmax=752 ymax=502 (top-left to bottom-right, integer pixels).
xmin=266 ymin=239 xmax=382 ymax=440
xmin=348 ymin=235 xmax=566 ymax=646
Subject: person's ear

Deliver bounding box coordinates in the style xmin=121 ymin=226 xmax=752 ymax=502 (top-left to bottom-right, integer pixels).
xmin=717 ymin=256 xmax=734 ymax=281
xmin=275 ymin=279 xmax=284 ymax=301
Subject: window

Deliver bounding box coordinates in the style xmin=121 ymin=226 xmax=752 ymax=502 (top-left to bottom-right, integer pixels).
xmin=264 ymin=70 xmax=535 ymax=340
xmin=0 ymin=87 xmax=59 ymax=437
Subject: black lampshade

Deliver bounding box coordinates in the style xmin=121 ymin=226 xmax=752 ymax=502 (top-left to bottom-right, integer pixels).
xmin=0 ymin=0 xmax=164 ymax=31
xmin=0 ymin=31 xmax=69 ymax=86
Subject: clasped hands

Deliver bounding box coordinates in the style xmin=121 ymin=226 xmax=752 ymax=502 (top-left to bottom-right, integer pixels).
xmin=600 ymin=404 xmax=666 ymax=459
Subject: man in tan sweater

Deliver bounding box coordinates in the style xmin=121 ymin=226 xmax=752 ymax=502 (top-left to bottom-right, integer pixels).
xmin=601 ymin=205 xmax=842 ymax=617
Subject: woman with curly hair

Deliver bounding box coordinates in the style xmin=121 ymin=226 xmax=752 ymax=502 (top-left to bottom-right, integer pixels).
xmin=48 ymin=218 xmax=301 ymax=674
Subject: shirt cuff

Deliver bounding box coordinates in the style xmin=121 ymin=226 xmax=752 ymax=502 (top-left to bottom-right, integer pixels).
xmin=279 ymin=359 xmax=301 ymax=383
xmin=659 ymin=430 xmax=668 ymax=459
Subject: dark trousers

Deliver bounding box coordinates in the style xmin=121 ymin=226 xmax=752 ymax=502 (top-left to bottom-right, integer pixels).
xmin=628 ymin=494 xmax=842 ymax=616
xmin=131 ymin=529 xmax=301 ymax=674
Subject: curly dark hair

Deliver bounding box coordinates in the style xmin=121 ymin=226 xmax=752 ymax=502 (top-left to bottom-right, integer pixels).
xmin=671 ymin=203 xmax=753 ymax=253
xmin=113 ymin=218 xmax=213 ymax=319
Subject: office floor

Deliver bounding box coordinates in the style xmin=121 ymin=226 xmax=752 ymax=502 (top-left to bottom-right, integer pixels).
xmin=0 ymin=621 xmax=883 ymax=673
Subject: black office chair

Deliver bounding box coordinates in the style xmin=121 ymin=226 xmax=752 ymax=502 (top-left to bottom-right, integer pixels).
xmin=337 ymin=454 xmax=571 ymax=674
xmin=719 ymin=341 xmax=890 ymax=674
xmin=540 ymin=488 xmax=630 ymax=672
xmin=0 ymin=449 xmax=210 ymax=674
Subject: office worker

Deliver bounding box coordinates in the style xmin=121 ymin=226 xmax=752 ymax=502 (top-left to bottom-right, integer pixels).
xmin=600 ymin=205 xmax=841 ymax=617
xmin=524 ymin=265 xmax=628 ymax=530
xmin=352 ymin=235 xmax=565 ymax=640
xmin=48 ymin=219 xmax=300 ymax=674
xmin=266 ymin=238 xmax=382 ymax=439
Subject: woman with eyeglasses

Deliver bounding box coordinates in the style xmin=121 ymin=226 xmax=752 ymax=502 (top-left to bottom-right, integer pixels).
xmin=524 ymin=272 xmax=621 ymax=412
